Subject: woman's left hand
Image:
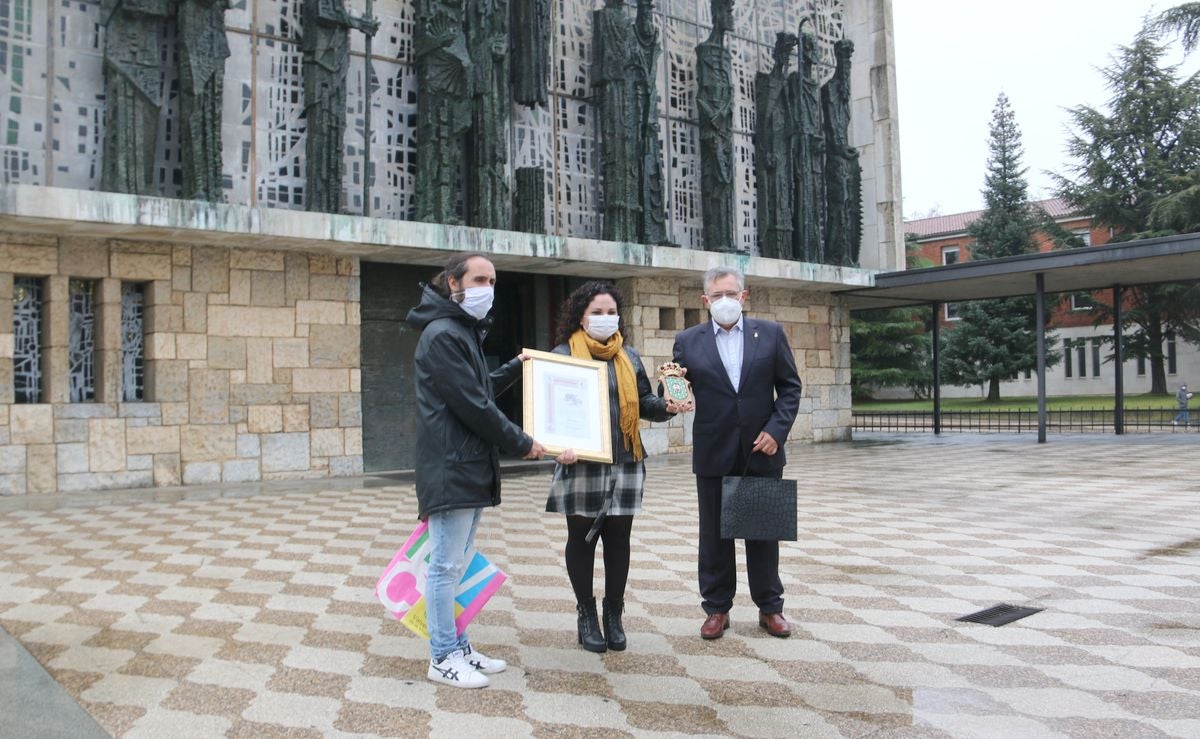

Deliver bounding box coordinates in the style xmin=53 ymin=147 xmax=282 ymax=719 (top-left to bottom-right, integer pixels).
xmin=556 ymin=448 xmax=578 ymax=465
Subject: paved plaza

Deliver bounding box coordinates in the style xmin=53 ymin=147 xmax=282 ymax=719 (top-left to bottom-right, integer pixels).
xmin=1 ymin=433 xmax=1199 ymax=738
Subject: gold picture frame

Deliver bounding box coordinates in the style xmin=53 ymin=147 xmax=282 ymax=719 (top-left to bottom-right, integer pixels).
xmin=521 ymin=348 xmax=613 ymax=464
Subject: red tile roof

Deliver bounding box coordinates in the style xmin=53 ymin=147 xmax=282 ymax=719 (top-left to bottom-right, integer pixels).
xmin=905 ymin=197 xmax=1082 ymax=238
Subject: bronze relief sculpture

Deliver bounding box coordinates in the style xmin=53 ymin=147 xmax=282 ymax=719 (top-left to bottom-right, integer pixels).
xmin=514 ymin=166 xmax=546 ymax=233
xmin=754 ymin=32 xmax=797 ymax=260
xmin=178 ymin=0 xmax=231 ymax=202
xmin=593 ymin=0 xmax=640 ymax=241
xmin=414 ymin=0 xmax=473 ymax=223
xmin=822 ymin=38 xmax=861 ymax=266
xmin=101 ymin=0 xmax=170 ymax=195
xmin=791 ymin=26 xmax=825 ymax=263
xmin=696 ymin=0 xmax=734 ymax=251
xmin=301 ymin=0 xmax=379 ymax=214
xmin=633 ymin=0 xmax=668 ymax=245
xmin=511 ymin=0 xmax=549 ymax=108
xmin=466 ymin=0 xmax=512 ymax=228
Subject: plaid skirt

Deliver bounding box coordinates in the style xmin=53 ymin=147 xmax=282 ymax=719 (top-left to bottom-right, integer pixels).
xmin=545 ymin=461 xmax=646 ymax=517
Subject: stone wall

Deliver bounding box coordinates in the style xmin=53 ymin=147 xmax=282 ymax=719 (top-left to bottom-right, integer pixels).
xmin=619 ymin=275 xmax=852 ymax=457
xmin=0 ymin=188 xmax=860 ymax=497
xmin=0 ymin=233 xmax=362 ymax=495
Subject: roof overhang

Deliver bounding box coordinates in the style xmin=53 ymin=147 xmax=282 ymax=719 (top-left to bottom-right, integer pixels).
xmin=0 ymin=184 xmax=877 ymax=292
xmin=840 ymin=233 xmax=1200 ymax=310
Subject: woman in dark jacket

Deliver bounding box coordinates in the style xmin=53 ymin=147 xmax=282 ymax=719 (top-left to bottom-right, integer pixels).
xmin=406 ymin=252 xmax=544 ymax=689
xmin=548 ymin=281 xmax=689 ymax=652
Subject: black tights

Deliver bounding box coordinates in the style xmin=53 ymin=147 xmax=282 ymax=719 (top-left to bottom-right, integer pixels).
xmin=564 ymin=515 xmax=633 ymax=604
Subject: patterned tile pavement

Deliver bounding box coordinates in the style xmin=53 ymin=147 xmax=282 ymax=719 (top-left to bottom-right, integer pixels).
xmin=1 ymin=433 xmax=1199 ymax=738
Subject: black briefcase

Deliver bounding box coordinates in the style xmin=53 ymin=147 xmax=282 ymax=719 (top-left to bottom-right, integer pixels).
xmin=719 ymin=474 xmax=798 ymax=541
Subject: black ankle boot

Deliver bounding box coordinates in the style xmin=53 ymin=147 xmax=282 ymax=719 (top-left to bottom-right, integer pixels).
xmin=576 ymin=597 xmax=607 ymax=653
xmin=602 ymin=597 xmax=626 ymax=651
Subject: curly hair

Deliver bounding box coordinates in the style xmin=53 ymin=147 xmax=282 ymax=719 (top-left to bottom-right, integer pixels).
xmin=554 ymin=281 xmax=624 ymax=347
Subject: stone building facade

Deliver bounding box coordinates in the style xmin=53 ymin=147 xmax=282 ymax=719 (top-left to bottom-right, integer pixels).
xmin=0 ymin=0 xmax=901 ymax=497
xmin=1 ymin=231 xmax=364 ymax=495
xmin=0 ymin=186 xmax=865 ymax=496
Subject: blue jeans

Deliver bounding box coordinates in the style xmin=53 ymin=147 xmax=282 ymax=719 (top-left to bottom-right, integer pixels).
xmin=426 ymin=506 xmax=483 ymax=661
xmin=1175 ymin=408 xmax=1190 ymax=425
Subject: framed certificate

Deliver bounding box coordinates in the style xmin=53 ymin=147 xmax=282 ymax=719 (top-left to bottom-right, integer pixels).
xmin=521 ymin=348 xmax=612 ymax=464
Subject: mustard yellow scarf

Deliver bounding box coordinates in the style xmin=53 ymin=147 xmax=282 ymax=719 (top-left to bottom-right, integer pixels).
xmin=568 ymin=329 xmax=643 ymax=461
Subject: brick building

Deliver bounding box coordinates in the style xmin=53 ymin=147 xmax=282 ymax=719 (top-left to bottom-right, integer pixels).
xmin=903 ymin=198 xmax=1199 ymax=398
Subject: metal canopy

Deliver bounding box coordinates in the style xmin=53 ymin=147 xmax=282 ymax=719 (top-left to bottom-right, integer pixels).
xmin=839 ymin=232 xmax=1200 ymax=444
xmin=841 ymin=233 xmax=1200 ymax=310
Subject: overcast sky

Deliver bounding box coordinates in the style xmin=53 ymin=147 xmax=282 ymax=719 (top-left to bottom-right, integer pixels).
xmin=893 ymin=0 xmax=1199 ymax=221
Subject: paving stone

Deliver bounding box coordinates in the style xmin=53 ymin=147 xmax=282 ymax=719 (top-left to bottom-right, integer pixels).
xmin=1 ymin=435 xmax=1198 ymax=738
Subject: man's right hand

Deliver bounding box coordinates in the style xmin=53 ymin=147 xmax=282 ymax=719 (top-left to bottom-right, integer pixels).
xmin=524 ymin=441 xmax=546 ymax=460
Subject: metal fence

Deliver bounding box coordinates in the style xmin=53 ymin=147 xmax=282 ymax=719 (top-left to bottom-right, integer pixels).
xmin=853 ymin=408 xmax=1197 ymax=433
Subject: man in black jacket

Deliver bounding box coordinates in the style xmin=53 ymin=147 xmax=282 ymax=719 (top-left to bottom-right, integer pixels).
xmin=407 ymin=252 xmax=544 ymax=688
xmin=672 ymin=266 xmax=802 ymax=640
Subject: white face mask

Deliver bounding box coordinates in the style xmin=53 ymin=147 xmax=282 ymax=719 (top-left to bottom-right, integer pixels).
xmin=585 ymin=314 xmax=620 ymax=341
xmin=709 ymin=296 xmax=742 ymax=326
xmin=455 ymin=285 xmax=495 ymax=320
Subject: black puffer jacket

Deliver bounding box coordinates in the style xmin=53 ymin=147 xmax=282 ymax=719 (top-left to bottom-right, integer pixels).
xmin=407 ymin=285 xmax=533 ymax=519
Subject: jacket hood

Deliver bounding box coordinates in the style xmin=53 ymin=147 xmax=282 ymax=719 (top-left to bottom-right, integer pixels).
xmin=406 ymin=284 xmax=473 ymax=330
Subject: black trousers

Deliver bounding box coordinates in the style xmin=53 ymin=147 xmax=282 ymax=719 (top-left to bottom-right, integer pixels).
xmin=696 ymin=454 xmax=784 ymax=615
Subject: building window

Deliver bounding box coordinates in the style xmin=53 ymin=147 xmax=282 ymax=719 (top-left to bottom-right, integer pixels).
xmin=1063 ymin=339 xmax=1073 ymax=378
xmin=942 ymin=247 xmax=959 ymax=265
xmin=1137 ymin=353 xmax=1146 ymax=376
xmin=1167 ymin=333 xmax=1177 ymax=375
xmin=945 ymin=303 xmax=961 ymax=321
xmin=121 ymin=283 xmax=146 ymax=401
xmin=1024 ymin=368 xmax=1032 ymax=380
xmin=1070 ymin=292 xmax=1094 ymax=311
xmin=1076 ymin=340 xmax=1087 ymax=378
xmin=1073 ymin=229 xmax=1092 ymax=247
xmin=13 ymin=276 xmax=43 ymax=403
xmin=68 ymin=279 xmax=97 ymax=402
xmin=1091 ymin=339 xmax=1101 ymax=377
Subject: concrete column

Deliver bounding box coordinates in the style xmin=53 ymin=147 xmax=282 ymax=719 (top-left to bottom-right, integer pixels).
xmin=42 ymin=276 xmax=70 ymax=404
xmin=0 ymin=273 xmax=13 ymax=404
xmin=96 ymin=278 xmax=122 ymax=402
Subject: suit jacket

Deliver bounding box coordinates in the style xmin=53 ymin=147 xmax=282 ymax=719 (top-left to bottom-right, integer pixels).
xmin=673 ymin=317 xmax=802 ymax=478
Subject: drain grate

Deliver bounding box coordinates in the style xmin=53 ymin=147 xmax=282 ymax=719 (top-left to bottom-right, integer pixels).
xmin=957 ymin=604 xmax=1043 ymax=627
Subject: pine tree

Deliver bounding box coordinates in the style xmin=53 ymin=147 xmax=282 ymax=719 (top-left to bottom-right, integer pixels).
xmin=1052 ymin=33 xmax=1200 ymax=393
xmin=850 ymin=234 xmax=932 ymax=399
xmin=968 ymin=94 xmax=1040 ymax=259
xmin=1151 ymin=2 xmax=1200 ymax=54
xmin=942 ymin=94 xmax=1054 ymax=402
xmin=850 ymin=307 xmax=931 ymax=399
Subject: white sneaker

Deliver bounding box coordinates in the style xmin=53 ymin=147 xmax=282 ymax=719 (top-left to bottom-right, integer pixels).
xmin=464 ymin=643 xmax=507 ymax=674
xmin=427 ymin=649 xmax=489 ymax=689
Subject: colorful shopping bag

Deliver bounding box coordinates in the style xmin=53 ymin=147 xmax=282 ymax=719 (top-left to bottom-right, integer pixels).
xmin=375 ymin=520 xmax=508 ymax=639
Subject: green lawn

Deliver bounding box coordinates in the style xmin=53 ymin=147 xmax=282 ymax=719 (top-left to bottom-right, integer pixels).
xmin=854 ymin=394 xmax=1181 ymax=412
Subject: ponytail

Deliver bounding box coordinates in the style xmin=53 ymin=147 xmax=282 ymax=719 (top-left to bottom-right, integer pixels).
xmin=430 ymin=252 xmax=488 ymax=298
